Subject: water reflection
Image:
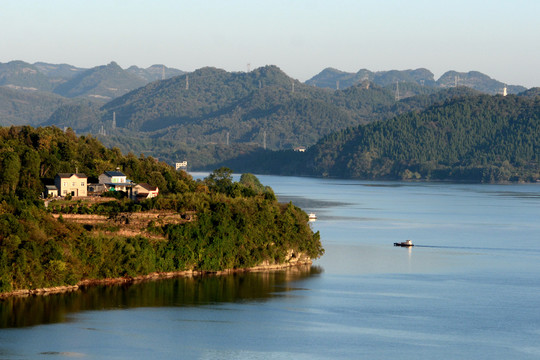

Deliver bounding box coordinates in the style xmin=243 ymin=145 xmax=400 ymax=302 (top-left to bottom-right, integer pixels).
xmin=276 ymin=195 xmax=351 ymax=209
xmin=0 ymin=266 xmax=322 ymax=328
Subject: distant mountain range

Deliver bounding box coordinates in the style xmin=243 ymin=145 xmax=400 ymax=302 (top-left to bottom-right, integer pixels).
xmin=0 ymin=60 xmax=184 ymax=101
xmin=306 ymin=68 xmax=526 ymax=95
xmin=1 ymin=60 xmax=538 ymax=182
xmin=0 ymin=60 xmax=529 ymax=102
xmin=45 ymin=65 xmax=488 ymax=155
xmin=0 ymin=60 xmax=537 ymax=168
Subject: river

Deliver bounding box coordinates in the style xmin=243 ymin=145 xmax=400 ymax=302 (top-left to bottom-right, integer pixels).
xmin=1 ymin=175 xmax=540 ymax=359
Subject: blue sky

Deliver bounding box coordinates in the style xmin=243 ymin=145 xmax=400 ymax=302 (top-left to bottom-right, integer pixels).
xmin=1 ymin=0 xmax=539 ymax=87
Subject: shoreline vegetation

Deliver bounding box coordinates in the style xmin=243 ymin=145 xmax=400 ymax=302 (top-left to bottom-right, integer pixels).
xmin=0 ymin=255 xmax=313 ymax=299
xmin=0 ymin=126 xmax=324 ymax=297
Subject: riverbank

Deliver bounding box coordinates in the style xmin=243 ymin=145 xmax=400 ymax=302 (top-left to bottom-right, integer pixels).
xmin=0 ymin=251 xmax=312 ymax=299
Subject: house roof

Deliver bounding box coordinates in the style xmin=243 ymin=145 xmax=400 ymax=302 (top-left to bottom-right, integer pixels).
xmin=135 ymin=183 xmax=158 ymax=192
xmin=104 ymin=171 xmax=126 ymax=177
xmin=56 ymin=173 xmax=87 ymax=179
xmin=45 ymin=185 xmax=58 ymax=190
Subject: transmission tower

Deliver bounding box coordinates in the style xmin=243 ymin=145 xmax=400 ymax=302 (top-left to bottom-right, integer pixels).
xmin=395 ymin=81 xmax=400 ymax=101
xmin=185 ymin=74 xmax=189 ymax=90
xmin=263 ymin=131 xmax=267 ymax=150
xmin=112 ymin=112 xmax=116 ymax=130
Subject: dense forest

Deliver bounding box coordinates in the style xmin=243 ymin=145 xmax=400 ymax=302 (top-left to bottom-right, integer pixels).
xmin=215 ymin=94 xmax=540 ymax=183
xmin=47 ymin=70 xmax=485 ymax=166
xmin=0 ymin=126 xmax=323 ymax=294
xmin=2 ymin=62 xmax=534 ymax=172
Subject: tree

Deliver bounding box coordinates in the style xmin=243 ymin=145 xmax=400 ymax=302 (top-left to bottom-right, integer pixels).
xmin=205 ymin=167 xmax=233 ymax=194
xmin=239 ymin=173 xmax=265 ymax=193
xmin=0 ymin=151 xmax=21 ymax=194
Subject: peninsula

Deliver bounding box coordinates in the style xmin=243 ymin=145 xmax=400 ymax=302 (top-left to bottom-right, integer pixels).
xmin=0 ymin=126 xmax=324 ymax=297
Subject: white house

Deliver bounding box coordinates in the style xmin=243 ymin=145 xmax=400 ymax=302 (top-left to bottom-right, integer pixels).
xmin=133 ymin=183 xmax=159 ymax=199
xmin=175 ymin=161 xmax=187 ymax=170
xmin=98 ymin=171 xmax=131 ymax=192
xmin=44 ymin=185 xmax=59 ymax=198
xmin=54 ymin=173 xmax=88 ymax=197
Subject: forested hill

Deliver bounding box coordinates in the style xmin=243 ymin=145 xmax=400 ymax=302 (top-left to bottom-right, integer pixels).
xmin=46 ymin=66 xmax=483 ymax=156
xmin=100 ymin=65 xmax=356 ymax=148
xmin=0 ymin=126 xmax=323 ymax=294
xmin=46 ymin=65 xmax=380 ymax=149
xmin=306 ymin=94 xmax=540 ymax=182
xmin=219 ymin=94 xmax=540 ymax=183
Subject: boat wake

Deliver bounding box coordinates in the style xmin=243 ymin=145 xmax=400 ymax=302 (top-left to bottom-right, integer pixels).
xmin=413 ymin=245 xmax=540 ymax=253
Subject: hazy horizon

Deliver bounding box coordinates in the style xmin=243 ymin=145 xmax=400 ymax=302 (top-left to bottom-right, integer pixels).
xmin=1 ymin=0 xmax=539 ymax=87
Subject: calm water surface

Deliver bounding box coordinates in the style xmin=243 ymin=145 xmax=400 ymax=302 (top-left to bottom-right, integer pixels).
xmin=1 ymin=176 xmax=540 ymax=359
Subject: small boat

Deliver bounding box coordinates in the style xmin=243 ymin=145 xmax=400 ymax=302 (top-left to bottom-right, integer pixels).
xmin=308 ymin=213 xmax=317 ymax=221
xmin=394 ymin=240 xmax=413 ymax=247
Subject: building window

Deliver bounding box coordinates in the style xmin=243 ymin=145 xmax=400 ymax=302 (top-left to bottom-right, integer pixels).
xmin=63 ymin=182 xmax=67 ymax=187
xmin=81 ymin=182 xmax=85 ymax=187
xmin=72 ymin=182 xmax=76 ymax=187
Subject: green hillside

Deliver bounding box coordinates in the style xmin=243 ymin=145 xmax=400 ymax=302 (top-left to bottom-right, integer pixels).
xmin=44 ymin=102 xmax=103 ymax=132
xmin=0 ymin=126 xmax=323 ymax=294
xmin=308 ymin=94 xmax=540 ymax=182
xmin=50 ymin=66 xmax=479 ymax=156
xmin=216 ymin=93 xmax=540 ymax=183
xmin=0 ymin=87 xmax=72 ymax=126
